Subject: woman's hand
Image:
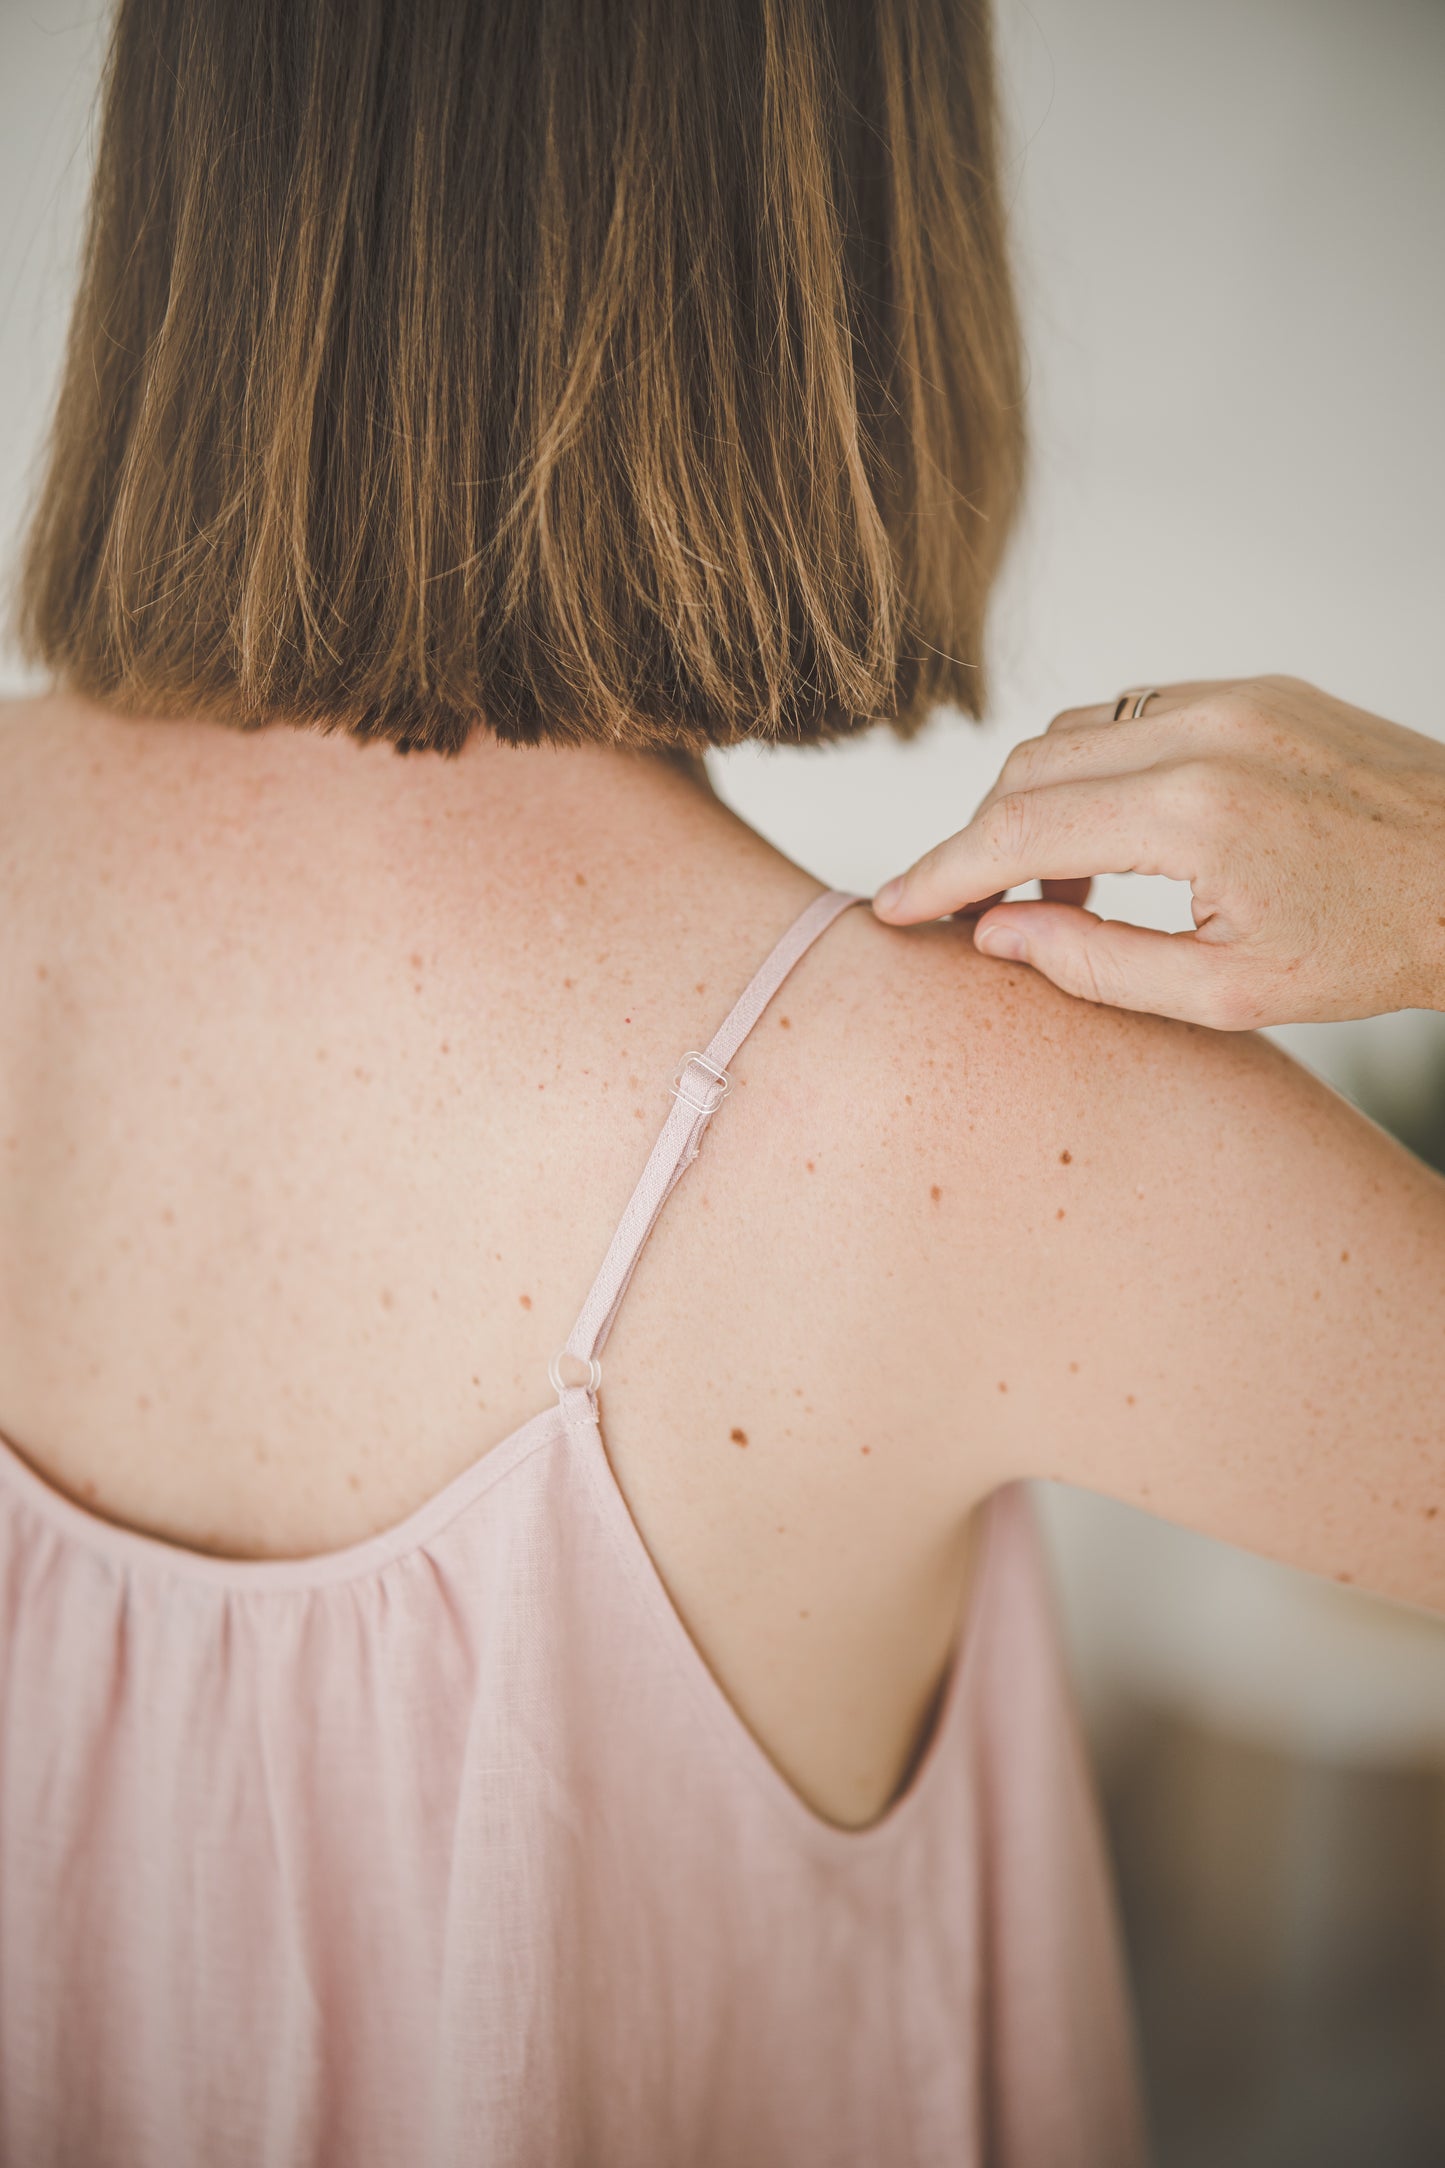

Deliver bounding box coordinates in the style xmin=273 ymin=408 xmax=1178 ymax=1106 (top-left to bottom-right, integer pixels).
xmin=872 ymin=676 xmax=1445 ymax=1028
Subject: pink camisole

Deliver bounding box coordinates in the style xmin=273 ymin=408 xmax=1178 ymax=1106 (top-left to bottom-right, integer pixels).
xmin=0 ymin=889 xmax=1145 ymax=2166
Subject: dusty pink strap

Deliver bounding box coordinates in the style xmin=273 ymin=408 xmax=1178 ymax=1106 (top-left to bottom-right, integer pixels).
xmin=550 ymin=889 xmax=863 ymax=1416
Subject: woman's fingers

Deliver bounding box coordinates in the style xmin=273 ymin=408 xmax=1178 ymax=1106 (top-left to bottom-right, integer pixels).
xmin=873 ymin=770 xmax=1204 ymax=923
xmin=948 ymin=877 xmax=1093 ymax=920
xmin=967 ymin=722 xmax=1173 ymax=835
xmin=873 ymin=675 xmax=1445 ymax=1026
xmin=970 ymin=903 xmax=1252 ymax=1028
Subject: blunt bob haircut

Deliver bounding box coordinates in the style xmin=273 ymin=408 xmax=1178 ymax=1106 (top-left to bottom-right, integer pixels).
xmin=18 ymin=0 xmax=1025 ymax=756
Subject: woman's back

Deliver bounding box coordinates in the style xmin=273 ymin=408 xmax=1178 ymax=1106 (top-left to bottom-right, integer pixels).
xmin=4 ymin=688 xmax=1444 ymax=2168
xmin=0 ymin=692 xmax=1151 ymax=2167
xmin=2 ymin=692 xmax=998 ymax=1825
xmin=5 ymin=690 xmax=1444 ymax=1800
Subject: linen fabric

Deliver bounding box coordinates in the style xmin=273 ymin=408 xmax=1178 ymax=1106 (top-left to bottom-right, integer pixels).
xmin=0 ymin=890 xmax=1146 ymax=2166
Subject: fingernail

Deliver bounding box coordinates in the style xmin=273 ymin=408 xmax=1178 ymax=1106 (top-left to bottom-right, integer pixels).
xmin=873 ymin=877 xmax=906 ymax=916
xmin=977 ymin=926 xmax=1027 ymax=961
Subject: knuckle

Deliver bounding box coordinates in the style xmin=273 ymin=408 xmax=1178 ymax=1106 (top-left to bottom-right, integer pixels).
xmin=997 ymin=735 xmax=1046 ymax=792
xmin=1255 ymin=671 xmax=1312 ymax=699
xmin=978 ymin=790 xmax=1034 ymax=862
xmin=1067 ymin=950 xmax=1112 ymax=1008
xmin=1206 ymin=689 xmax=1272 ymax=745
xmin=1159 ymin=757 xmax=1236 ymax=827
xmin=1047 ymin=926 xmax=1123 ymax=1010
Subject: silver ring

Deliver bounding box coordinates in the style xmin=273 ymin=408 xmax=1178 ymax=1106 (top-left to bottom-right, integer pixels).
xmin=1114 ymin=685 xmax=1162 ymax=721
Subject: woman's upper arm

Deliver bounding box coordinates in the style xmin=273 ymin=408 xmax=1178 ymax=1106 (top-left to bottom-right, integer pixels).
xmin=965 ymin=993 xmax=1445 ymax=1613
xmin=861 ymin=923 xmax=1445 ymax=1613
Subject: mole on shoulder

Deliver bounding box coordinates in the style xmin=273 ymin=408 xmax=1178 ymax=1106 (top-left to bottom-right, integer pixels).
xmin=519 ymin=1293 xmax=532 ymax=1310
xmin=730 ymin=1426 xmax=748 ymax=1447
xmin=930 ymin=1184 xmax=942 ymax=1202
xmin=1060 ymin=1148 xmax=1073 ymax=1165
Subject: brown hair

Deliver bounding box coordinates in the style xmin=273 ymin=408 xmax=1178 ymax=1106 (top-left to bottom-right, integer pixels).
xmin=16 ymin=0 xmax=1025 ymax=755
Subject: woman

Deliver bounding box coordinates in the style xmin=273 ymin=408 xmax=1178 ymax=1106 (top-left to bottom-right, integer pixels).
xmin=0 ymin=2 xmax=1439 ymax=2165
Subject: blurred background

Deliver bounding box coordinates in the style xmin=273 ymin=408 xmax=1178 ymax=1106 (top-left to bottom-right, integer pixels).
xmin=2 ymin=0 xmax=1443 ymax=2159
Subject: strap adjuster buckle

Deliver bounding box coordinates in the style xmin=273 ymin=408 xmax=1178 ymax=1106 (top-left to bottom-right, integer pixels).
xmin=669 ymin=1051 xmax=731 ymax=1116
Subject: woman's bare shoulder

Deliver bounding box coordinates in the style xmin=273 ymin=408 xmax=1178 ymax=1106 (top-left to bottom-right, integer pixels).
xmin=823 ymin=907 xmax=1445 ymax=1612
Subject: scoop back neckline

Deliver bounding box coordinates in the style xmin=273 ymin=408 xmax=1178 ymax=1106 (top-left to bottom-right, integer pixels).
xmin=0 ymin=1400 xmax=565 ymax=1589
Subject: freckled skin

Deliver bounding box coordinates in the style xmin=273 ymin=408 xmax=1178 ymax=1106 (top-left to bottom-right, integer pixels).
xmin=5 ymin=693 xmax=1445 ymax=1827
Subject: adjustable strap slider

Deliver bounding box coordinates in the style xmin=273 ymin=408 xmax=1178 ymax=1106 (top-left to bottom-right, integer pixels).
xmin=669 ymin=1051 xmax=731 ymax=1116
